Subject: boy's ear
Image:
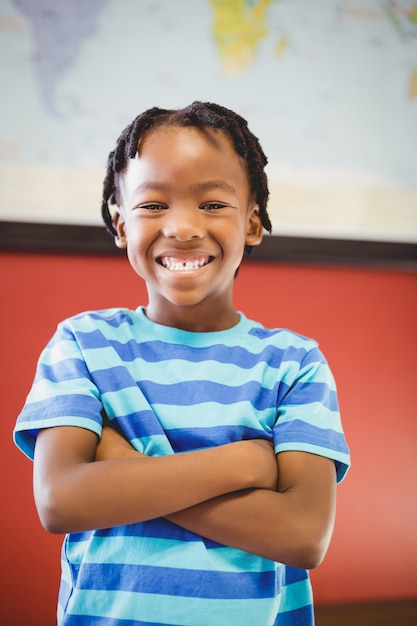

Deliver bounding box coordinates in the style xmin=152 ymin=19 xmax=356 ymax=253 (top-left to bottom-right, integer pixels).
xmin=245 ymin=204 xmax=264 ymax=247
xmin=112 ymin=210 xmax=128 ymax=249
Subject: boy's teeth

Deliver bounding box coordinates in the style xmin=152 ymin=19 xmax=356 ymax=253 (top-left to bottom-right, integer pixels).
xmin=160 ymin=256 xmax=210 ymax=271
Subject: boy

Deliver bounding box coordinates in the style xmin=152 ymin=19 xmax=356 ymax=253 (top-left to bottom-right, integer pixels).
xmin=14 ymin=101 xmax=350 ymax=625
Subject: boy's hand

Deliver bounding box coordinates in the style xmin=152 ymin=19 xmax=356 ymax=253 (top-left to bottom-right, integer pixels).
xmin=95 ymin=424 xmax=141 ymax=462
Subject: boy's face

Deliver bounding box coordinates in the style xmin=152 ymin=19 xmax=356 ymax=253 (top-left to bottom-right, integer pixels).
xmin=113 ymin=125 xmax=263 ymax=331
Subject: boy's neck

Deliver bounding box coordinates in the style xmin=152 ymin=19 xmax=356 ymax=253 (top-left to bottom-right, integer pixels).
xmin=144 ymin=303 xmax=240 ymax=333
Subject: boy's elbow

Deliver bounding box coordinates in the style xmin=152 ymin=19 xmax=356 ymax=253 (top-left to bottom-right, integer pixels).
xmin=277 ymin=537 xmax=329 ymax=570
xmin=35 ymin=484 xmax=73 ymax=534
xmin=268 ymin=519 xmax=332 ymax=570
xmin=291 ymin=522 xmax=333 ymax=570
xmin=296 ymin=541 xmax=328 ymax=570
xmin=39 ymin=513 xmax=66 ymax=535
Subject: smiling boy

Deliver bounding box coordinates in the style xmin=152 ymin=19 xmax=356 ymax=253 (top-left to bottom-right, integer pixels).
xmin=112 ymin=124 xmax=262 ymax=331
xmin=14 ymin=102 xmax=350 ymax=625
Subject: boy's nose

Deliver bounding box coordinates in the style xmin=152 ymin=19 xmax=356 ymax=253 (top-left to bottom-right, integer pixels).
xmin=162 ymin=207 xmax=205 ymax=241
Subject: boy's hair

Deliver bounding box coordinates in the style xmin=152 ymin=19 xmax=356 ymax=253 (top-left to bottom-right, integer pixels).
xmin=101 ymin=101 xmax=272 ymax=252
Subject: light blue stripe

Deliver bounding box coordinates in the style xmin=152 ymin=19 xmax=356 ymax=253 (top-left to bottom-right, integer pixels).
xmin=131 ymin=434 xmax=173 ymax=456
xmin=72 ymin=308 xmax=315 ymax=354
xmin=84 ymin=346 xmax=132 ymax=370
xmin=14 ymin=416 xmax=101 ymax=459
xmin=14 ymin=416 xmax=100 ymax=435
xmin=79 ymin=346 xmax=327 ymax=392
xmin=275 ymin=441 xmax=350 ymax=482
xmin=101 ymin=388 xmax=154 ymax=416
xmin=250 ymin=328 xmax=317 ymax=352
xmin=66 ymin=534 xmax=277 ymax=573
xmin=149 ymin=401 xmax=275 ymax=430
xmin=279 ymin=403 xmax=343 ymax=432
xmin=69 ymin=589 xmax=280 ymax=626
xmin=278 ymin=578 xmax=312 ymax=612
xmin=70 ymin=310 xmax=132 ymax=333
xmin=27 ymin=378 xmax=97 ymax=402
xmin=298 ymin=363 xmax=337 ymax=389
xmin=275 ymin=359 xmax=335 ymax=388
xmin=297 ymin=365 xmax=337 ymax=391
xmin=136 ymin=358 xmax=280 ymax=389
xmin=40 ymin=340 xmax=83 ymax=365
xmin=83 ymin=352 xmax=293 ymax=393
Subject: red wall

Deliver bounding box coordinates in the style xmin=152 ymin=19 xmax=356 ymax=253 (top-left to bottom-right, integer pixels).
xmin=2 ymin=251 xmax=417 ymax=624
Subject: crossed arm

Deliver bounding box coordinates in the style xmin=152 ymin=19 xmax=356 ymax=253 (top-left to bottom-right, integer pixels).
xmin=33 ymin=424 xmax=336 ymax=569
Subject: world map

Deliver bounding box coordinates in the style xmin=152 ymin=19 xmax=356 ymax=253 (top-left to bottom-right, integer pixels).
xmin=1 ymin=0 xmax=417 ymax=242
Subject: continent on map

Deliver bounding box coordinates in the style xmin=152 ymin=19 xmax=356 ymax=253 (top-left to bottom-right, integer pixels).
xmin=383 ymin=0 xmax=417 ymax=39
xmin=344 ymin=1 xmax=417 ymax=98
xmin=408 ymin=68 xmax=417 ymax=98
xmin=382 ymin=0 xmax=417 ymax=98
xmin=12 ymin=0 xmax=106 ymax=112
xmin=209 ymin=0 xmax=272 ymax=75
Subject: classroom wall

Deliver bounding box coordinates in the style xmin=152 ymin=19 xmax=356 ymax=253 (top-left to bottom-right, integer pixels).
xmin=1 ymin=250 xmax=416 ymax=625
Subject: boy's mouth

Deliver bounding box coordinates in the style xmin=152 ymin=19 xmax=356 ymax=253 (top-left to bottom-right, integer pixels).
xmin=157 ymin=256 xmax=213 ymax=271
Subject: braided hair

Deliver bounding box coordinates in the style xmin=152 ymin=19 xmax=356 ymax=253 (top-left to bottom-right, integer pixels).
xmin=101 ymin=101 xmax=272 ymax=251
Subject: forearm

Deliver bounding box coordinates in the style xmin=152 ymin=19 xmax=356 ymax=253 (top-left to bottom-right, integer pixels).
xmin=167 ymin=456 xmax=337 ymax=569
xmin=166 ymin=489 xmax=312 ymax=567
xmin=34 ymin=427 xmax=275 ymax=534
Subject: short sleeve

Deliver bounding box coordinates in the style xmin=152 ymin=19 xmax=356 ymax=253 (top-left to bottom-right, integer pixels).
xmin=13 ymin=320 xmax=103 ymax=460
xmin=273 ymin=345 xmax=350 ymax=482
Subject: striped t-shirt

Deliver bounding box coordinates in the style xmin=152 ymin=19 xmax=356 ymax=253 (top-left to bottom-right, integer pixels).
xmin=14 ymin=307 xmax=350 ymax=626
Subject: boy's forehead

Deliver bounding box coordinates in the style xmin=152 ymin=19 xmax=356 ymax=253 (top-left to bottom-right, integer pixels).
xmin=117 ymin=124 xmax=250 ymax=202
xmin=137 ymin=124 xmax=235 ymax=156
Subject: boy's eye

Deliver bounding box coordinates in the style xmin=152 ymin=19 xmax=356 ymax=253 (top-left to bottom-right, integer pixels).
xmin=202 ymin=202 xmax=227 ymax=211
xmin=138 ymin=203 xmax=166 ymax=211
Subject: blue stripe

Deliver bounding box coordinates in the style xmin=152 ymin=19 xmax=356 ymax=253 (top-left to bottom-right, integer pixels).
xmin=90 ymin=373 xmax=281 ymax=411
xmin=61 ymin=617 xmax=170 ymax=626
xmin=280 ymin=382 xmax=339 ymax=411
xmin=282 ymin=566 xmax=309 ymax=584
xmin=92 ymin=366 xmax=137 ymax=391
xmin=249 ymin=326 xmax=315 ymax=348
xmin=22 ymin=395 xmax=101 ymax=420
xmin=68 ymin=518 xmax=221 ymax=546
xmin=36 ymin=359 xmax=90 ymax=382
xmin=140 ymin=379 xmax=277 ymax=410
xmin=166 ymin=425 xmax=270 ymax=451
xmin=74 ymin=332 xmax=312 ymax=370
xmin=113 ymin=410 xmax=168 ymax=438
xmin=72 ymin=563 xmax=276 ymax=599
xmin=276 ymin=419 xmax=350 ymax=456
xmin=79 ymin=309 xmax=134 ymax=327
